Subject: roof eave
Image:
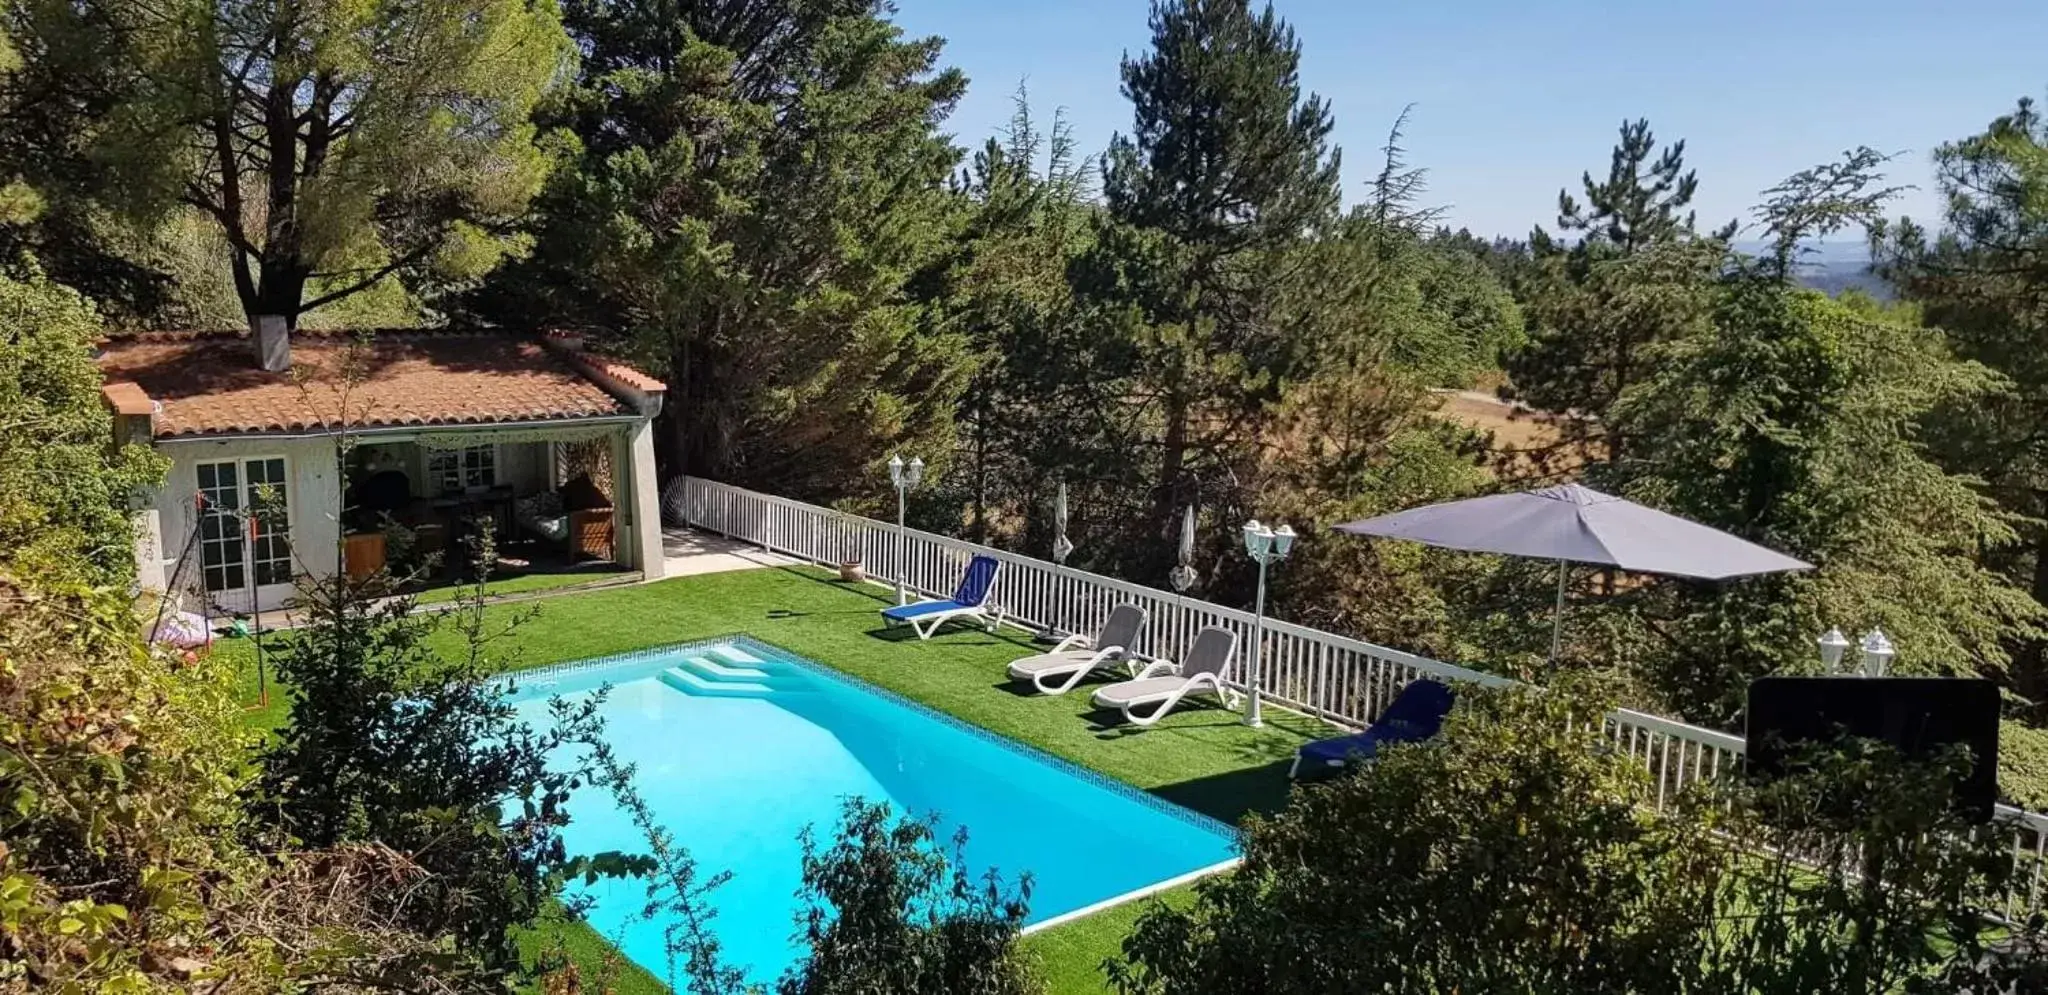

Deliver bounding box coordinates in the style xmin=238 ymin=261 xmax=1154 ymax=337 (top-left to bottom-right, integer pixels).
xmin=149 ymin=412 xmax=649 ymax=444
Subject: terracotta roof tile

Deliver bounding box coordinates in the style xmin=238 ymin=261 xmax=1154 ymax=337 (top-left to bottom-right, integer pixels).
xmin=101 ymin=381 xmax=155 ymax=416
xmin=95 ymin=330 xmax=657 ymax=439
xmin=583 ymin=353 xmax=667 ymax=392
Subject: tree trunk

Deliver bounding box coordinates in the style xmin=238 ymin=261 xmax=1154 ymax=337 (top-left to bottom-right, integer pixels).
xmin=249 ymin=63 xmax=309 ymax=330
xmin=1150 ymin=389 xmax=1190 ymax=579
xmin=662 ymin=333 xmax=742 ymax=487
xmin=659 ymin=333 xmax=697 ymax=485
xmin=250 ymin=260 xmax=309 ymax=330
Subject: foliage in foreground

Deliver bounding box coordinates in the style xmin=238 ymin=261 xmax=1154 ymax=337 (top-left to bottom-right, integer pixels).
xmin=1110 ymin=680 xmax=2048 ymax=995
xmin=251 ymin=543 xmax=644 ymax=978
xmin=779 ymin=799 xmax=1038 ymax=995
xmin=576 ymin=767 xmax=1042 ymax=995
xmin=2 ymin=573 xmax=525 ymax=991
xmin=0 ymin=269 xmax=162 ymax=587
xmin=0 ymin=267 xmax=506 ymax=990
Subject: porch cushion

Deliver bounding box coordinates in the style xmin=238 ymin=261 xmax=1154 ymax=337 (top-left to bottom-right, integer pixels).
xmin=1089 ymin=677 xmax=1188 ymax=706
xmin=515 ymin=491 xmax=569 ymax=541
xmin=881 ymin=600 xmax=970 ymax=622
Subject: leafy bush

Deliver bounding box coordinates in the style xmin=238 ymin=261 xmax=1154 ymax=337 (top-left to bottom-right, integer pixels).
xmin=0 ymin=267 xmax=483 ymax=989
xmin=251 ymin=551 xmax=616 ymax=975
xmin=1695 ymin=736 xmax=2048 ymax=993
xmin=778 ymin=799 xmax=1039 ymax=995
xmin=1110 ymin=679 xmax=1718 ymax=994
xmin=1110 ymin=680 xmax=2048 ymax=995
xmin=0 ymin=268 xmax=163 ymax=587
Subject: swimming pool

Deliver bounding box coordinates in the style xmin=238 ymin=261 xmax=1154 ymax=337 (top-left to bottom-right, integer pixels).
xmin=504 ymin=636 xmax=1238 ymax=985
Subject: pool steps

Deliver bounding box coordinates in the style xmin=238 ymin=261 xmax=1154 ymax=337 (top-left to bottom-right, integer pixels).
xmin=658 ymin=653 xmax=814 ymax=699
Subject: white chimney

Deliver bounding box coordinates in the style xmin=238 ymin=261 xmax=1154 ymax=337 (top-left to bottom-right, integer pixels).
xmin=254 ymin=315 xmax=291 ymax=372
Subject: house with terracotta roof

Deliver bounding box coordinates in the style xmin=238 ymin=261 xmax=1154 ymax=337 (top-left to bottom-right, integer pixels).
xmin=99 ymin=325 xmax=668 ymax=611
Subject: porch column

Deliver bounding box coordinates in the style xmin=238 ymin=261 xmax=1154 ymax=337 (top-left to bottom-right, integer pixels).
xmin=133 ymin=505 xmax=167 ymax=595
xmin=614 ymin=419 xmax=666 ymax=580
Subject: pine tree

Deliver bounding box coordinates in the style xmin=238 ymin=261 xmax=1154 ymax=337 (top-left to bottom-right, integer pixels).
xmin=476 ymin=0 xmax=972 ymax=500
xmin=1554 ymin=118 xmax=1701 ymax=254
xmin=1877 ymin=94 xmax=2048 ymax=711
xmin=1507 ymin=119 xmax=1722 ymax=470
xmin=929 ymin=90 xmax=1094 ymax=547
xmin=1075 ymin=0 xmax=1343 ymax=577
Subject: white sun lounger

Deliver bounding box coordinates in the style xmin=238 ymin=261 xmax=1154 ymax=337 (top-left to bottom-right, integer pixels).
xmin=1090 ymin=626 xmax=1239 ymax=726
xmin=1006 ymin=604 xmax=1149 ymax=695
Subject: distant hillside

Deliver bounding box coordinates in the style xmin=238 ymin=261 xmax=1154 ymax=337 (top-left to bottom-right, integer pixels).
xmin=1732 ymin=239 xmax=1892 ymax=300
xmin=1799 ymin=263 xmax=1892 ymax=299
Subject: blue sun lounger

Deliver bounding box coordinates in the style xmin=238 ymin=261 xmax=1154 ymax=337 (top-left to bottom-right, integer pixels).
xmin=880 ymin=554 xmax=1004 ymax=640
xmin=1290 ymin=678 xmax=1455 ymax=779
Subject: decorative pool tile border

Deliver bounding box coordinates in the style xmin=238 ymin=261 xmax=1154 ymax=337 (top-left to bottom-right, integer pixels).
xmin=501 ymin=633 xmax=1242 ymax=843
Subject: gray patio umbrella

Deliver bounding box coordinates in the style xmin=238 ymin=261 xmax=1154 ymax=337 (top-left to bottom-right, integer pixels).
xmin=1046 ymin=482 xmax=1076 ymax=638
xmin=1335 ymin=483 xmax=1811 ymax=661
xmin=1169 ymin=505 xmax=1198 ymax=593
xmin=1052 ymin=482 xmax=1074 ymax=565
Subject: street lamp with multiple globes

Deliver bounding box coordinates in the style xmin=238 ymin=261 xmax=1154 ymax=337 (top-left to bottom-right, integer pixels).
xmin=887 ymin=455 xmax=924 ymax=606
xmin=1241 ymin=519 xmax=1295 ymax=728
xmin=1814 ymin=625 xmax=1894 ymax=677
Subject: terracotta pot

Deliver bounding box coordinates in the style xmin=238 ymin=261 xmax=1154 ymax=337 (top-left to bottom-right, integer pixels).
xmin=839 ymin=561 xmax=865 ymax=583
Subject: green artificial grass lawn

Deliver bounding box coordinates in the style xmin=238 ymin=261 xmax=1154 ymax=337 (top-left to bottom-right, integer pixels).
xmin=220 ymin=564 xmax=1328 ymax=993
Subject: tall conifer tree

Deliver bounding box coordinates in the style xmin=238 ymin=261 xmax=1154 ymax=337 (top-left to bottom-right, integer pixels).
xmin=1077 ymin=0 xmax=1342 ymax=574
xmin=478 ymin=0 xmax=972 ymax=498
xmin=1508 ymin=119 xmax=1721 ymax=470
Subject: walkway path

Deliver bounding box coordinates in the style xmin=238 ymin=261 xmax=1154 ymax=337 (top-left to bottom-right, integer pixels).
xmin=662 ymin=526 xmax=800 ymax=577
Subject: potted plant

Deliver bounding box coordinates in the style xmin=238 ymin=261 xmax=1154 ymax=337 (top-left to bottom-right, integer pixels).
xmin=835 ymin=509 xmax=865 ymax=582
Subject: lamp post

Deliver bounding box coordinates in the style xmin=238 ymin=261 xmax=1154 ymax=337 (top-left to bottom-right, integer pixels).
xmin=1817 ymin=628 xmax=1850 ymax=674
xmin=1241 ymin=519 xmax=1295 ymax=728
xmin=887 ymin=455 xmax=924 ymax=606
xmin=1860 ymin=628 xmax=1894 ymax=678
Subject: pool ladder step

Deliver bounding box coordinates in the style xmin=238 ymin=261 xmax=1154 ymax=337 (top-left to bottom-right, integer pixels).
xmin=660 ymin=666 xmax=775 ymax=698
xmin=679 ymin=655 xmax=772 ymax=682
xmin=659 ymin=653 xmax=814 ymax=699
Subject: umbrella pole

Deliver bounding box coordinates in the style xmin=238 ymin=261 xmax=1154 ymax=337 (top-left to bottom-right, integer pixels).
xmin=1549 ymin=559 xmax=1567 ymax=672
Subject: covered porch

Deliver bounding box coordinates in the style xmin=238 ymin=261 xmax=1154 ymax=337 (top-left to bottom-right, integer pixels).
xmin=342 ymin=425 xmax=637 ymax=586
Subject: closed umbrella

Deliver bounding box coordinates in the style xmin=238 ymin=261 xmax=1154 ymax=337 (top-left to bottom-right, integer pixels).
xmin=1169 ymin=505 xmax=1198 ymax=593
xmin=1335 ymin=483 xmax=1811 ymax=662
xmin=1052 ymin=482 xmax=1074 ymax=565
xmin=1047 ymin=482 xmax=1075 ymax=638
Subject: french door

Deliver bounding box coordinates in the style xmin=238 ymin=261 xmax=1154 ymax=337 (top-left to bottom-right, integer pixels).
xmin=195 ymin=456 xmax=295 ymax=611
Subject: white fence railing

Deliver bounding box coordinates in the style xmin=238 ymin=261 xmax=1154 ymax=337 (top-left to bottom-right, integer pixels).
xmin=677 ymin=476 xmax=2048 ymax=915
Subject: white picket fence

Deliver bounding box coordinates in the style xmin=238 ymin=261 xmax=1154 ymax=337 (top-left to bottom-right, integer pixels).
xmin=676 ymin=475 xmax=2048 ymax=916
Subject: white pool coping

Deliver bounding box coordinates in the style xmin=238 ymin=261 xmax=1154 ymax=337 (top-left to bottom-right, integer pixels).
xmin=1021 ymin=855 xmax=1243 ymax=935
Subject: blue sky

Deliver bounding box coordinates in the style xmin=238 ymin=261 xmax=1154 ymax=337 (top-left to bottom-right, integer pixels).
xmin=891 ymin=0 xmax=2048 ymax=240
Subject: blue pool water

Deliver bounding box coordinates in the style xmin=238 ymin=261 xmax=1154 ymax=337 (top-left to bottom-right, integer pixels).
xmin=503 ymin=637 xmax=1237 ymax=985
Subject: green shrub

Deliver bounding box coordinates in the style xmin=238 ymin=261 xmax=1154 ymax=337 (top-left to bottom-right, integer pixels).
xmin=1110 ymin=680 xmax=2048 ymax=995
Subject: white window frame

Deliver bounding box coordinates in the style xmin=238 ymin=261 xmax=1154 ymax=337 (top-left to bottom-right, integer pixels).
xmin=428 ymin=442 xmax=499 ymax=494
xmin=194 ymin=454 xmax=294 ymax=598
